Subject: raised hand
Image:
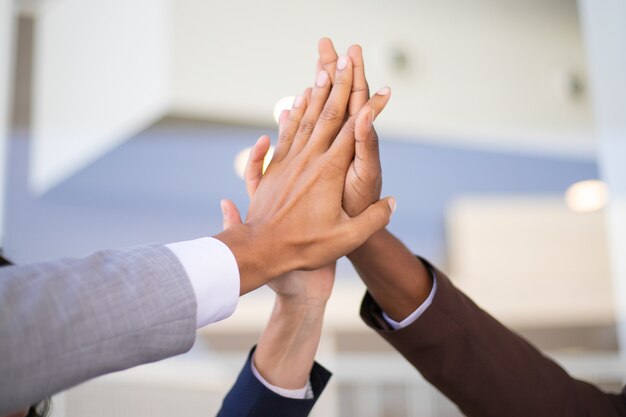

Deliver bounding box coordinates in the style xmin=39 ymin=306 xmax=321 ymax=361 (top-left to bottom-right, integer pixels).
xmin=222 ymin=200 xmax=336 ymax=305
xmin=317 ymin=38 xmax=391 ymax=217
xmin=221 ymin=121 xmax=335 ymax=306
xmin=220 ymin=114 xmax=337 ymax=391
xmin=317 ymin=40 xmax=433 ymax=322
xmin=215 ymin=52 xmax=395 ymax=295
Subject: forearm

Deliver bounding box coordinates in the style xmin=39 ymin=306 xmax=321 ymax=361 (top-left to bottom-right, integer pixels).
xmin=348 ymin=228 xmax=432 ymax=321
xmin=362 ymin=265 xmax=626 ymax=417
xmin=253 ymin=296 xmax=326 ymax=389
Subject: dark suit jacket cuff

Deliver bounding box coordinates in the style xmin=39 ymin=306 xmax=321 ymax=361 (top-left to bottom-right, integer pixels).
xmin=216 ymin=346 xmax=332 ymax=417
xmin=359 ymin=256 xmax=441 ymax=333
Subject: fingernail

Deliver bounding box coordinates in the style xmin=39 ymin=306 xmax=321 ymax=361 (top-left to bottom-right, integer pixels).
xmin=376 ymin=86 xmax=391 ymax=96
xmin=293 ymin=95 xmax=304 ymax=108
xmin=316 ymin=70 xmax=329 ymax=87
xmin=337 ymin=55 xmax=348 ymax=70
xmin=388 ymin=198 xmax=396 ymax=214
xmin=220 ymin=199 xmax=227 ymax=215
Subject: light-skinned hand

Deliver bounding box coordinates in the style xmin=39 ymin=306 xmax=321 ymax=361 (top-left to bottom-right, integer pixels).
xmin=215 ymin=52 xmax=395 ymax=294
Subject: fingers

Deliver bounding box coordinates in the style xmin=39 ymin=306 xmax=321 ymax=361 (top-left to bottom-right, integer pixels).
xmin=329 ymin=86 xmax=392 ymax=168
xmin=305 ymin=54 xmax=354 ymax=152
xmin=278 ymin=109 xmax=290 ymax=131
xmin=347 ymin=44 xmax=370 ymax=117
xmin=244 ymin=135 xmax=271 ymax=197
xmin=288 ymin=70 xmax=333 ymax=155
xmin=220 ymin=199 xmax=243 ymax=230
xmin=317 ymin=37 xmax=338 ymax=84
xmin=272 ymin=90 xmax=310 ymax=162
xmin=346 ymin=197 xmax=396 ymax=244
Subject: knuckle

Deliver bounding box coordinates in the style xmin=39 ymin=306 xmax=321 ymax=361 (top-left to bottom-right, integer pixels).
xmin=350 ymin=86 xmax=368 ymax=94
xmin=343 ymin=118 xmax=356 ymax=135
xmin=277 ymin=132 xmax=292 ymax=145
xmin=333 ymin=77 xmax=349 ymax=87
xmin=320 ymin=105 xmax=342 ymax=123
xmin=288 ymin=112 xmax=301 ymax=123
xmin=368 ymin=134 xmax=380 ymax=152
xmin=297 ymin=119 xmax=316 ymax=136
xmin=319 ymin=157 xmax=343 ymax=178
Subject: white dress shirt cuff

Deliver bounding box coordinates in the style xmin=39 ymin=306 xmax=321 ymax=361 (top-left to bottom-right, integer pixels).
xmin=382 ymin=274 xmax=437 ymax=330
xmin=166 ymin=237 xmax=240 ymax=328
xmin=250 ymin=354 xmax=314 ymax=400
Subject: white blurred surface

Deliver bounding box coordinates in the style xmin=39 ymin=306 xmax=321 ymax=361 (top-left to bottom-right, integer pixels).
xmin=31 ymin=0 xmax=171 ymax=193
xmin=169 ymin=0 xmax=592 ymax=155
xmin=565 ymin=179 xmax=609 ymax=213
xmin=448 ymin=197 xmax=614 ymax=328
xmin=579 ymin=0 xmax=626 ymax=354
xmin=28 ymin=0 xmax=593 ymax=193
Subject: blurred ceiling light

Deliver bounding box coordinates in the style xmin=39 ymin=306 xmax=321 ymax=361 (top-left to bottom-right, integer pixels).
xmin=273 ymin=96 xmax=295 ymax=124
xmin=234 ymin=145 xmax=275 ymax=179
xmin=565 ymin=180 xmax=609 ymax=213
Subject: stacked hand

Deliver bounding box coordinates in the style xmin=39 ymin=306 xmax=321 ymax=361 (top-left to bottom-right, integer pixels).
xmin=217 ymin=39 xmax=395 ymax=393
xmin=221 ymin=141 xmax=336 ymax=306
xmin=315 ymin=38 xmax=387 ymax=218
xmin=215 ymin=39 xmax=393 ymax=295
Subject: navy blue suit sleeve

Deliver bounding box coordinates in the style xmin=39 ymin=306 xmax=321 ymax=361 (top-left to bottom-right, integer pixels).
xmin=216 ymin=347 xmax=332 ymax=417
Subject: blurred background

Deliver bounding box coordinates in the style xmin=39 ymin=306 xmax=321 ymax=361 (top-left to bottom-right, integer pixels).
xmin=1 ymin=0 xmax=625 ymax=416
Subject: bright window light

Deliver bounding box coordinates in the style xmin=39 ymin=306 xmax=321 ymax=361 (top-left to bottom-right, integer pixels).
xmin=234 ymin=145 xmax=275 ymax=179
xmin=565 ymin=180 xmax=609 ymax=213
xmin=273 ymin=96 xmax=295 ymax=124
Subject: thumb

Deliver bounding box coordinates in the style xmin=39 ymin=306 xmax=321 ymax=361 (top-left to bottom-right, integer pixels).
xmin=220 ymin=198 xmax=243 ymax=231
xmin=354 ymin=107 xmax=378 ymax=164
xmin=347 ymin=197 xmax=396 ymax=244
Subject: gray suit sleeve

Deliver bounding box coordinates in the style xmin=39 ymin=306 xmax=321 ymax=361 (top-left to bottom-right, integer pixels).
xmin=0 ymin=244 xmax=198 ymax=414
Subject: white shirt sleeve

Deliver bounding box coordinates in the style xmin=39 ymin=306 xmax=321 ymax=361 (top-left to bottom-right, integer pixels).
xmin=382 ymin=274 xmax=437 ymax=330
xmin=250 ymin=354 xmax=314 ymax=400
xmin=166 ymin=237 xmax=240 ymax=328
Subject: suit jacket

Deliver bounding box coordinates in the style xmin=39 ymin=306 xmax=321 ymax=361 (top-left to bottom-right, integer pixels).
xmin=0 ymin=245 xmax=198 ymax=414
xmin=217 ymin=347 xmax=331 ymax=417
xmin=361 ymin=258 xmax=626 ymax=417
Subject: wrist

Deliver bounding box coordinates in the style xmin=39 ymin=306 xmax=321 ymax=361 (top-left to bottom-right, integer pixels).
xmin=347 ymin=228 xmax=433 ymax=321
xmin=348 ymin=227 xmax=388 ymax=259
xmin=254 ymin=295 xmax=325 ymax=390
xmin=275 ymin=295 xmax=327 ymax=317
xmin=214 ymin=223 xmax=288 ymax=295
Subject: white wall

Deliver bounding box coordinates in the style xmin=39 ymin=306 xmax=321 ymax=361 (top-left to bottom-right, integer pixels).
xmin=29 ymin=0 xmax=593 ymax=194
xmin=0 ymin=0 xmax=15 ymax=246
xmin=171 ymin=0 xmax=592 ymax=157
xmin=447 ymin=197 xmax=613 ymax=328
xmin=578 ymin=0 xmax=626 ymax=355
xmin=31 ymin=0 xmax=171 ymax=193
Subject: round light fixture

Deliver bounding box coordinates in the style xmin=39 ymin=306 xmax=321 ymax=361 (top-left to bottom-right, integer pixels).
xmin=565 ymin=180 xmax=609 ymax=213
xmin=273 ymin=96 xmax=295 ymax=124
xmin=234 ymin=145 xmax=275 ymax=179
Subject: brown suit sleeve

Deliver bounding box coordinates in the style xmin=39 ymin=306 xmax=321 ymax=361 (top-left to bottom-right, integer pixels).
xmin=360 ymin=258 xmax=626 ymax=417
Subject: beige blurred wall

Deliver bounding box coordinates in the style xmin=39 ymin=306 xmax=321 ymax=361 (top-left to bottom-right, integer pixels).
xmin=447 ymin=197 xmax=613 ymax=329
